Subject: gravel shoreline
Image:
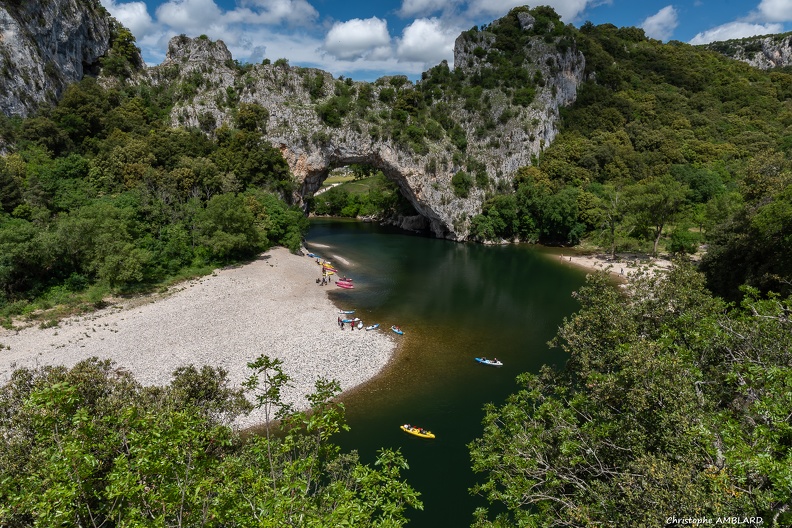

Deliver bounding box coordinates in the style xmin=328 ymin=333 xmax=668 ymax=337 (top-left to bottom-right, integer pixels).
xmin=0 ymin=247 xmax=397 ymax=428
xmin=556 ymin=252 xmax=673 ymax=281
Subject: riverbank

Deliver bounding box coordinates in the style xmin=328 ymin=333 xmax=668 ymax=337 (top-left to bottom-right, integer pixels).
xmin=557 ymin=251 xmax=674 ymax=282
xmin=0 ymin=247 xmax=397 ymax=428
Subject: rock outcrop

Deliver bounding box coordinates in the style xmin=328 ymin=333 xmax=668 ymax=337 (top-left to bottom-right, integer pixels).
xmin=704 ymin=33 xmax=792 ymax=70
xmin=0 ymin=0 xmax=119 ymax=117
xmin=0 ymin=1 xmax=586 ymax=240
xmin=148 ymin=21 xmax=585 ymax=240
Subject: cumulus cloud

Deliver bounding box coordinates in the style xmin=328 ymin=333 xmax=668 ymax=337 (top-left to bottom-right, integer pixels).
xmin=641 ymin=5 xmax=678 ymax=41
xmin=100 ymin=0 xmax=155 ymax=37
xmin=396 ymin=18 xmax=459 ymax=65
xmin=757 ymin=0 xmax=792 ymax=22
xmin=233 ymin=0 xmax=319 ymax=25
xmin=398 ymin=0 xmax=459 ymax=17
xmin=156 ymin=0 xmax=225 ymax=35
xmin=466 ymin=0 xmax=592 ymax=21
xmin=689 ymin=21 xmax=784 ymax=44
xmin=323 ymin=17 xmax=392 ymax=61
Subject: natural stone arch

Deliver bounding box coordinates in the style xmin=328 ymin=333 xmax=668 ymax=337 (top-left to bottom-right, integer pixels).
xmin=279 ymin=144 xmax=449 ymax=238
xmin=153 ymin=31 xmax=585 ymax=241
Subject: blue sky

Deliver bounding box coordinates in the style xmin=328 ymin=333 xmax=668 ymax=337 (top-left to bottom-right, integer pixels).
xmin=100 ymin=0 xmax=792 ymax=81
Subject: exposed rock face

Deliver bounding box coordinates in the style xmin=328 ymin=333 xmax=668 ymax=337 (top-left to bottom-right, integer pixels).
xmin=149 ymin=28 xmax=585 ymax=240
xmin=0 ymin=0 xmax=587 ymax=240
xmin=0 ymin=0 xmax=118 ymax=117
xmin=704 ymin=33 xmax=792 ymax=69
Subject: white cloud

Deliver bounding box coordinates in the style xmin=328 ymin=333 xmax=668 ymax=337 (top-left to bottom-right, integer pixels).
xmin=233 ymin=0 xmax=319 ymax=26
xmin=641 ymin=5 xmax=678 ymax=41
xmin=466 ymin=0 xmax=592 ymax=21
xmin=757 ymin=0 xmax=792 ymax=23
xmin=396 ymin=18 xmax=459 ymax=65
xmin=100 ymin=0 xmax=155 ymax=37
xmin=156 ymin=0 xmax=225 ymax=35
xmin=323 ymin=18 xmax=392 ymax=61
xmin=689 ymin=21 xmax=784 ymax=44
xmin=398 ymin=0 xmax=458 ymax=17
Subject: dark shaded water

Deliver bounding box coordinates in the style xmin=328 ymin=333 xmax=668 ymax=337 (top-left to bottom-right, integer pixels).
xmin=304 ymin=219 xmax=585 ymax=527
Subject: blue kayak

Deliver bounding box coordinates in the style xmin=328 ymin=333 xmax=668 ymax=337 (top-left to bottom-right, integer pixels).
xmin=475 ymin=357 xmax=503 ymax=367
xmin=338 ymin=310 xmax=355 ymax=314
xmin=365 ymin=324 xmax=380 ymax=331
xmin=391 ymin=326 xmax=404 ymax=335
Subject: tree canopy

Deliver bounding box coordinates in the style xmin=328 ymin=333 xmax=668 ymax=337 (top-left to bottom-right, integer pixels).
xmin=0 ymin=356 xmax=422 ymax=526
xmin=0 ymin=75 xmax=308 ymax=324
xmin=469 ymin=265 xmax=792 ymax=527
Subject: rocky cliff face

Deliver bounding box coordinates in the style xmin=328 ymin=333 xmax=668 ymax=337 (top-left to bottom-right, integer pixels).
xmin=148 ymin=21 xmax=585 ymax=240
xmin=0 ymin=0 xmax=586 ymax=240
xmin=0 ymin=0 xmax=117 ymax=116
xmin=704 ymin=33 xmax=792 ymax=70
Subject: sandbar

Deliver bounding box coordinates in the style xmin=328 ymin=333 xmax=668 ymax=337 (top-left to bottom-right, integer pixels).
xmin=0 ymin=247 xmax=396 ymax=428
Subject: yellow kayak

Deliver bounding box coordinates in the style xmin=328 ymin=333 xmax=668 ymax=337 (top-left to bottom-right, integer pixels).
xmin=400 ymin=424 xmax=435 ymax=439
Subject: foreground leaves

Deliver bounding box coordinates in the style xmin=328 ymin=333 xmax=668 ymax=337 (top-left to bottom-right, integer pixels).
xmin=0 ymin=356 xmax=421 ymax=526
xmin=470 ymin=265 xmax=792 ymax=527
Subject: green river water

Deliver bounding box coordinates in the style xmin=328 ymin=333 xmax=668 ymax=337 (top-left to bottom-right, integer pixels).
xmin=304 ymin=218 xmax=586 ymax=527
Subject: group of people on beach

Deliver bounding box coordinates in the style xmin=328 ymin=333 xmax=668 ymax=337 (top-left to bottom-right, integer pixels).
xmin=337 ymin=316 xmax=362 ymax=331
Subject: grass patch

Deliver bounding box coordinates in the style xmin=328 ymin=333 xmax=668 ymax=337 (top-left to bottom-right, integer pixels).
xmin=335 ymin=174 xmax=391 ymax=196
xmin=321 ymin=173 xmax=356 ymax=187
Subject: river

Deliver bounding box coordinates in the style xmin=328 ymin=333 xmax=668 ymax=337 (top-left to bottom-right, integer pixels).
xmin=304 ymin=218 xmax=586 ymax=527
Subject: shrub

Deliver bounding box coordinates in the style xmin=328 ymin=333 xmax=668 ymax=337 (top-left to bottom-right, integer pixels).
xmin=452 ymin=171 xmax=474 ymax=198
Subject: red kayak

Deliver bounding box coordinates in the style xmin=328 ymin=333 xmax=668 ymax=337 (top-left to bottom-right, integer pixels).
xmin=336 ymin=281 xmax=354 ymax=289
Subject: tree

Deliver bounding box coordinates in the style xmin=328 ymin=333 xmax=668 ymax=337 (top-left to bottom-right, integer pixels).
xmin=452 ymin=171 xmax=473 ymax=198
xmin=469 ymin=265 xmax=792 ymax=527
xmin=195 ymin=193 xmax=262 ymax=262
xmin=0 ymin=158 xmax=23 ymax=214
xmin=0 ymin=356 xmax=423 ymax=526
xmin=588 ymin=183 xmax=625 ymax=258
xmin=626 ymin=175 xmax=689 ymax=256
xmin=701 ymin=185 xmax=792 ymax=299
xmin=234 ymin=102 xmax=269 ymax=133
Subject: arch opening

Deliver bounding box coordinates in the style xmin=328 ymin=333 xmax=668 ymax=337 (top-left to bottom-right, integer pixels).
xmin=295 ymin=156 xmax=451 ymax=238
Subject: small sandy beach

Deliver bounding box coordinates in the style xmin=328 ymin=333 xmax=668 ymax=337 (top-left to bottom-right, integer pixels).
xmin=0 ymin=247 xmax=396 ymax=428
xmin=556 ymin=252 xmax=674 ymax=281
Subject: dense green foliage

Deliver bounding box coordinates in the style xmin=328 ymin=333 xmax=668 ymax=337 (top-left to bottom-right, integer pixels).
xmin=0 ymin=76 xmax=307 ymax=320
xmin=460 ymin=11 xmax=791 ymax=298
xmin=310 ymin=171 xmax=417 ymax=219
xmin=469 ymin=265 xmax=792 ymax=527
xmin=0 ymin=356 xmax=422 ymax=525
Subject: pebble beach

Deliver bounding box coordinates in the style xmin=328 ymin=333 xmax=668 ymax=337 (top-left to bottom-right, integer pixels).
xmin=0 ymin=247 xmax=397 ymax=428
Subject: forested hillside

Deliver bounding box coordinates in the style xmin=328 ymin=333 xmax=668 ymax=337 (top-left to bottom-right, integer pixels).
xmin=0 ymin=76 xmax=307 ymax=324
xmin=464 ymin=17 xmax=791 ymax=299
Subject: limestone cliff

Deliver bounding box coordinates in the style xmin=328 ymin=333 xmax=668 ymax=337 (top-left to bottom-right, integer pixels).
xmin=704 ymin=32 xmax=792 ymax=70
xmin=146 ymin=10 xmax=585 ymax=240
xmin=0 ymin=1 xmax=585 ymax=241
xmin=0 ymin=0 xmax=121 ymax=117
